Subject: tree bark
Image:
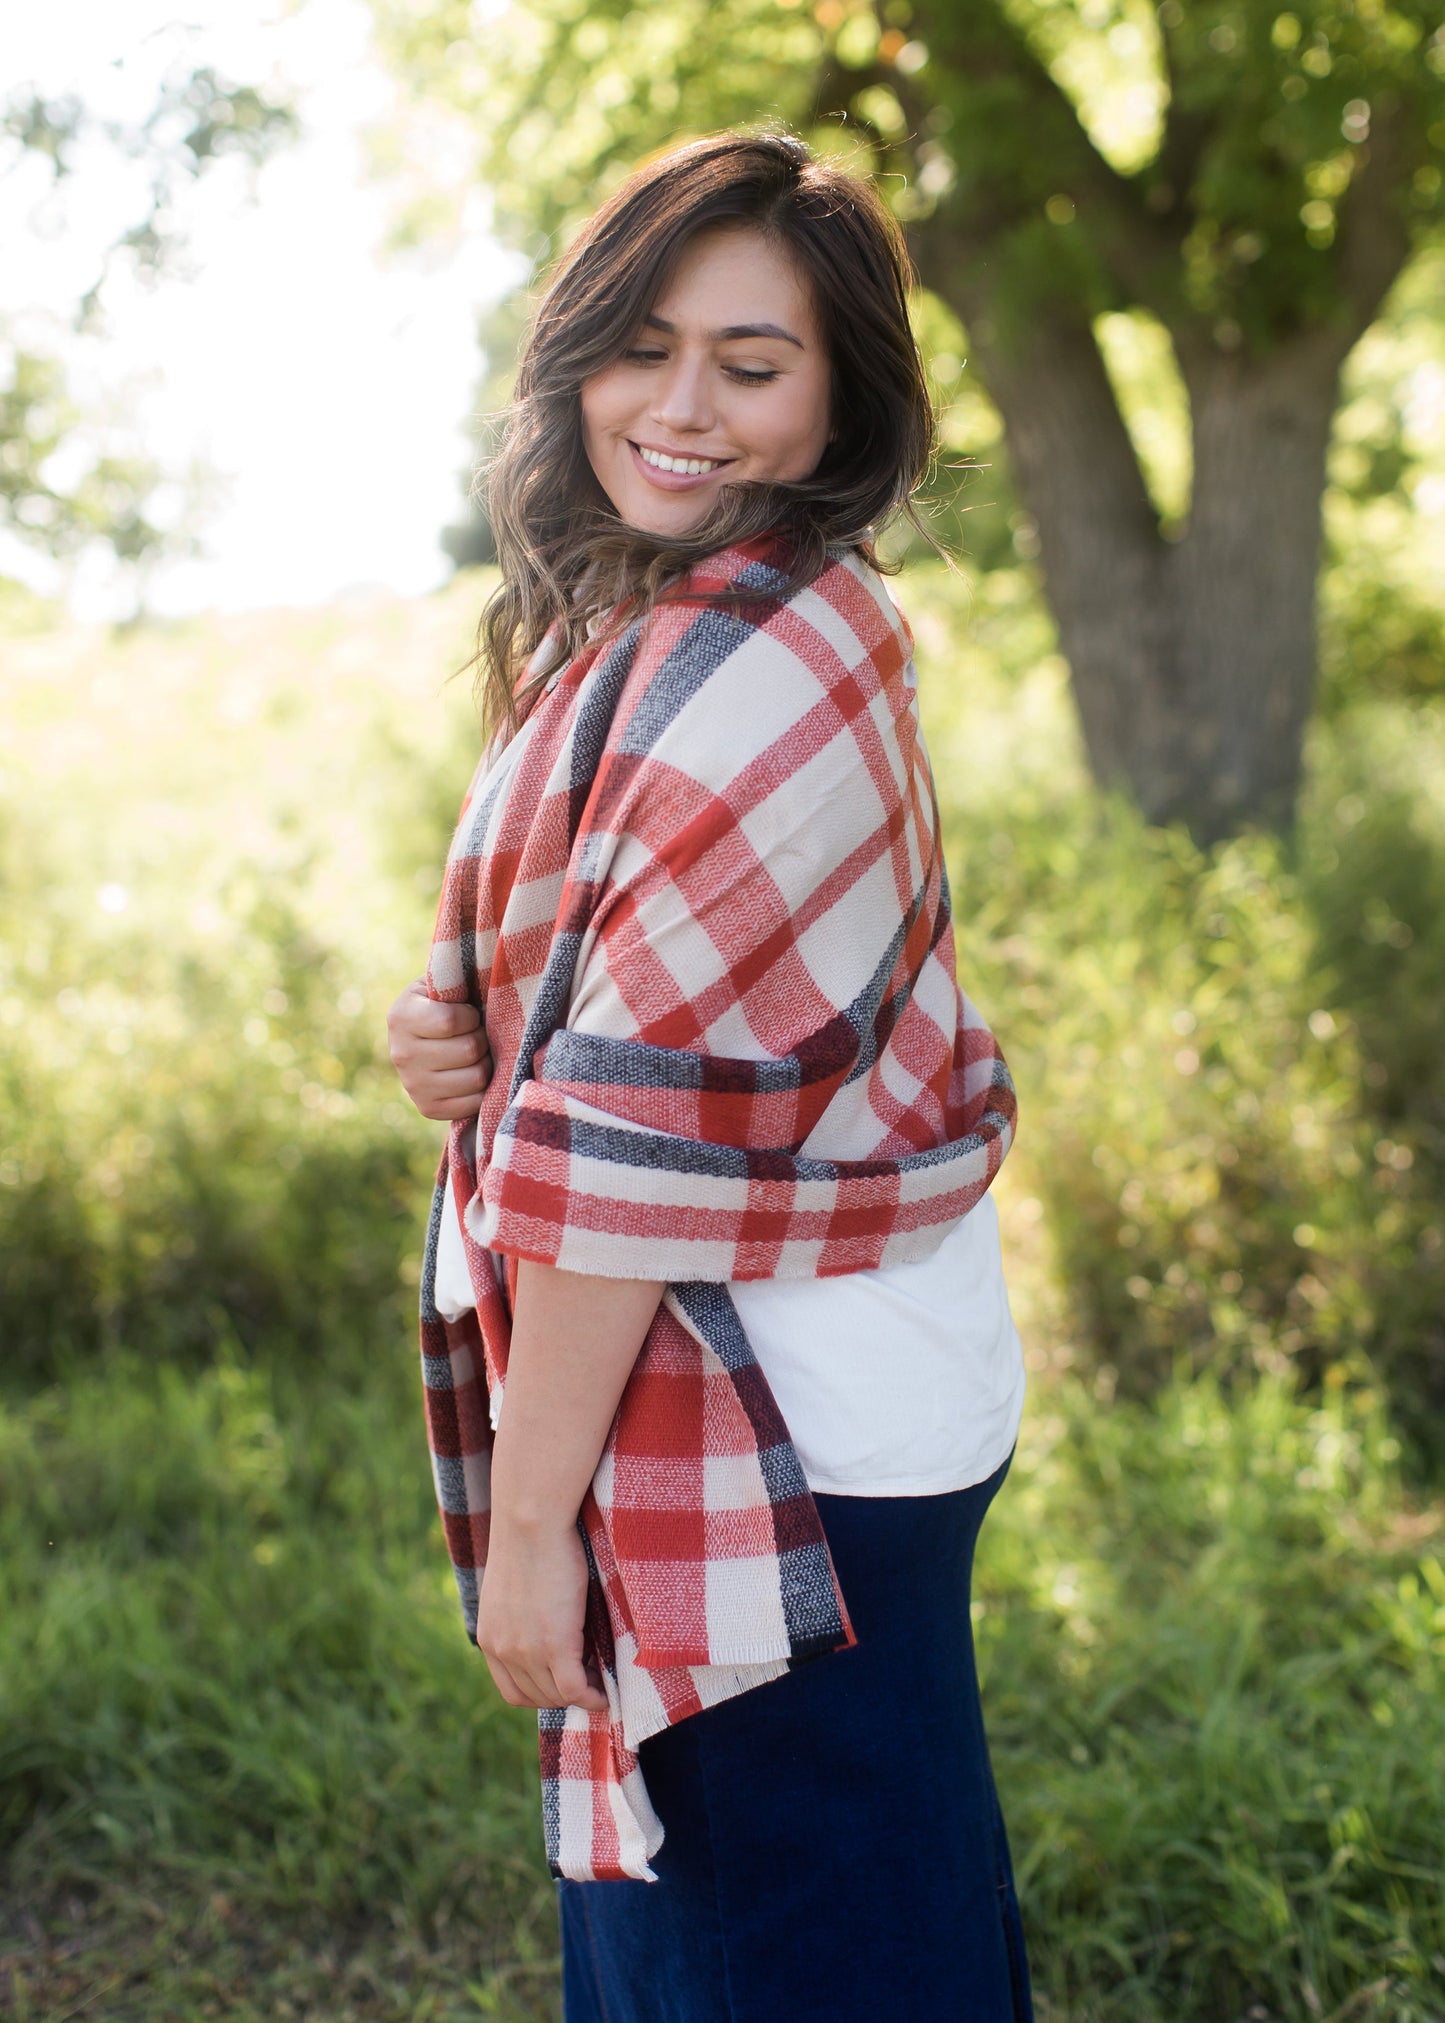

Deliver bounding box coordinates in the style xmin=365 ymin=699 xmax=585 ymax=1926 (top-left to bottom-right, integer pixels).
xmin=951 ymin=297 xmax=1172 ymax=806
xmin=919 ymin=229 xmax=1352 ymax=842
xmin=1162 ymin=331 xmax=1346 ymax=839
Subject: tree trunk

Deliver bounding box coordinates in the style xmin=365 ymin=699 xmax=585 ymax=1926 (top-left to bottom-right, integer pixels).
xmin=953 ymin=300 xmax=1173 ymax=805
xmin=926 ymin=258 xmax=1351 ymax=842
xmin=1163 ymin=333 xmax=1345 ymax=840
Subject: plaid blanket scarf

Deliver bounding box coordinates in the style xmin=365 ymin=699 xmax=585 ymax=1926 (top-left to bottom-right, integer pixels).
xmin=418 ymin=532 xmax=1017 ymax=1882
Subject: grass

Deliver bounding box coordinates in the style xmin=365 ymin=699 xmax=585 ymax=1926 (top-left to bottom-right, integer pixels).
xmin=1 ymin=565 xmax=1443 ymax=2021
xmin=0 ymin=1346 xmax=564 ymax=2018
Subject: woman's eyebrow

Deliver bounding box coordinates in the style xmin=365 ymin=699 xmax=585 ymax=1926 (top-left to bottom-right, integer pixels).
xmin=642 ymin=312 xmax=805 ymax=349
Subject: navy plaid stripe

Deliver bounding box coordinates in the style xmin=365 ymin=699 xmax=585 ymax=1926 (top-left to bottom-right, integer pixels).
xmin=418 ymin=1174 xmax=447 ymax=1326
xmin=431 ymin=1452 xmax=473 ymax=1513
xmin=502 ymin=1095 xmax=1006 ymax=1185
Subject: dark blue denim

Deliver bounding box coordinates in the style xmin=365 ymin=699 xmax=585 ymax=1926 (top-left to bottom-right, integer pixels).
xmin=558 ymin=1451 xmax=1033 ymax=2022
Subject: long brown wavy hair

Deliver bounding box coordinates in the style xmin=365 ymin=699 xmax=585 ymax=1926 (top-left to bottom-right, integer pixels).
xmin=473 ymin=128 xmax=937 ymax=740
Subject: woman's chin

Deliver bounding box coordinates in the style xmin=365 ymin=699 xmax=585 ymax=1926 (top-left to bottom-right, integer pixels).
xmin=620 ymin=496 xmax=717 ymax=540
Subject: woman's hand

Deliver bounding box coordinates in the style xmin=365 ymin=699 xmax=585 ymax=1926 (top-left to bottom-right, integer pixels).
xmin=475 ymin=1518 xmax=608 ymax=1712
xmin=386 ymin=976 xmax=492 ymax=1120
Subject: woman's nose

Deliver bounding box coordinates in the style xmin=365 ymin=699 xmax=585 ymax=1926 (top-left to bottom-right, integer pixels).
xmin=650 ymin=355 xmax=714 ymax=434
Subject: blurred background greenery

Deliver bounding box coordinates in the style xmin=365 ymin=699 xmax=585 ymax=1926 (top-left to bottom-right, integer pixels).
xmin=3 ymin=2 xmax=1444 ymax=2019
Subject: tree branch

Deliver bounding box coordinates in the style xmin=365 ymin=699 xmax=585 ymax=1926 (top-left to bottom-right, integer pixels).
xmin=1152 ymin=14 xmax=1214 ymax=233
xmin=1333 ymin=92 xmax=1421 ymax=340
xmin=904 ymin=0 xmax=1178 ymax=315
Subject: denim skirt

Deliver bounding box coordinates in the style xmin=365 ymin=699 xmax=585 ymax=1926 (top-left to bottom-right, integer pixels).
xmin=557 ymin=1449 xmax=1033 ymax=2023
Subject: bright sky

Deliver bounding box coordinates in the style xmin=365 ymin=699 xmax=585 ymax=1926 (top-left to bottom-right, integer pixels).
xmin=2 ymin=0 xmax=522 ymax=620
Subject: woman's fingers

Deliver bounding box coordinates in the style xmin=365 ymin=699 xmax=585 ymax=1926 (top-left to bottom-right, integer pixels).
xmin=477 ymin=1618 xmax=603 ymax=1715
xmin=484 ymin=1647 xmax=554 ymax=1708
xmin=414 ymin=1001 xmax=484 ymax=1042
xmin=419 ymin=1033 xmax=493 ymax=1073
xmin=389 ymin=1010 xmax=490 ymax=1066
xmin=386 ymin=975 xmax=493 ymax=1119
xmin=422 ymin=1095 xmax=486 ymax=1121
xmin=551 ymin=1653 xmax=609 ymax=1713
xmin=431 ymin=1063 xmax=492 ymax=1094
xmin=404 ymin=1055 xmax=491 ymax=1092
xmin=410 ymin=1064 xmax=493 ymax=1121
xmin=390 ymin=976 xmax=480 ymax=1036
xmin=483 ymin=1652 xmax=532 ymax=1707
xmin=481 ymin=1642 xmax=607 ymax=1713
xmin=397 ymin=1049 xmax=492 ymax=1094
xmin=387 ymin=979 xmax=488 ymax=1057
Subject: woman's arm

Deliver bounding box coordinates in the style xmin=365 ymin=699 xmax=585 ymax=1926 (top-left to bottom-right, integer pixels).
xmin=477 ymin=1259 xmax=665 ymax=1711
xmin=386 ymin=983 xmax=660 ymax=1708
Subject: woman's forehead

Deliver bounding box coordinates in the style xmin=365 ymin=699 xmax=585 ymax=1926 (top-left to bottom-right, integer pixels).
xmin=648 ymin=228 xmax=820 ymax=332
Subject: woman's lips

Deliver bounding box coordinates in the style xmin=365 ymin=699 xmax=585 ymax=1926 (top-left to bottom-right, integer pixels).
xmin=626 ymin=440 xmax=737 ymax=491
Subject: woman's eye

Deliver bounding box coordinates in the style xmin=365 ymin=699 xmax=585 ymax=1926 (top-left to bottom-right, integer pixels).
xmin=619 ymin=348 xmax=778 ymax=386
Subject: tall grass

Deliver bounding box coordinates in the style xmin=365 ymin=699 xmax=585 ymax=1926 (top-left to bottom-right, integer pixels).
xmin=1 ymin=569 xmax=1442 ymax=2020
xmin=984 ymin=1375 xmax=1445 ymax=2021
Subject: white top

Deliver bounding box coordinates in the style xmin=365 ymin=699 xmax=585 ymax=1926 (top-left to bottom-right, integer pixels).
xmin=428 ymin=662 xmax=1025 ymax=1499
xmin=727 ymin=1192 xmax=1024 ymax=1494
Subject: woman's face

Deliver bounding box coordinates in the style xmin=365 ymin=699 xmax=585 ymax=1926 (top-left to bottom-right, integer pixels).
xmin=579 ymin=224 xmax=833 ymax=537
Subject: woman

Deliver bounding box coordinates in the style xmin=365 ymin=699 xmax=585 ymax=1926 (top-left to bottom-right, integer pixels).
xmin=386 ymin=131 xmax=1033 ymax=2021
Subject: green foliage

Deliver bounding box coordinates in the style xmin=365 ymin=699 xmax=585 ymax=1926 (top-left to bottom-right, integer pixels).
xmin=369 ymin=0 xmax=826 ymax=267
xmin=0 ymin=592 xmax=481 ymax=1380
xmin=915 ymin=564 xmax=1445 ymax=1459
xmin=1321 ymin=247 xmax=1445 ymax=709
xmin=1141 ymin=0 xmax=1442 ymax=334
xmin=0 ymin=1344 xmax=543 ymax=1909
xmin=0 ymin=1344 xmax=561 ymax=2017
xmin=1 ymin=64 xmax=297 ymax=574
xmin=1 ymin=566 xmax=1442 ymax=2013
xmin=367 ymin=0 xmax=1445 ymax=339
xmin=2 ymin=74 xmax=299 ymax=306
xmin=0 ymin=342 xmax=168 ymax=564
xmin=876 ymin=0 xmax=1445 ymax=339
xmin=981 ymin=1372 xmax=1445 ymax=2023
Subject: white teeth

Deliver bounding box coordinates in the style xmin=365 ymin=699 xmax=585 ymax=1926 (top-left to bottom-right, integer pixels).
xmin=637 ymin=446 xmax=722 ymax=475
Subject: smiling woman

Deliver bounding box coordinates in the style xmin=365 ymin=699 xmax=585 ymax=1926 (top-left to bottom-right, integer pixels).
xmin=579 ymin=228 xmax=834 ymax=528
xmin=384 ymin=130 xmax=1033 ymax=2023
xmin=468 ymin=129 xmax=934 ymax=742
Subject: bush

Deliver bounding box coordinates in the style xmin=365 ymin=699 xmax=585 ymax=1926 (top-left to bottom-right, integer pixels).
xmin=0 ymin=596 xmax=479 ymax=1382
xmin=912 ymin=566 xmax=1445 ymax=1467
